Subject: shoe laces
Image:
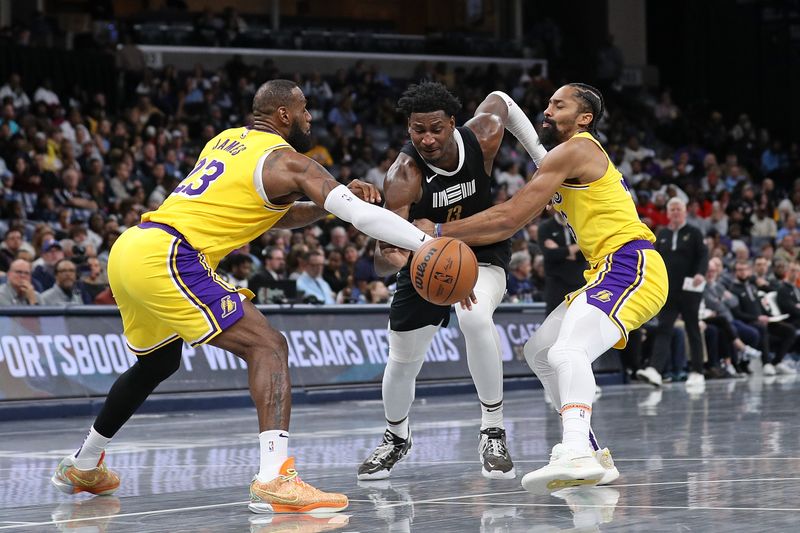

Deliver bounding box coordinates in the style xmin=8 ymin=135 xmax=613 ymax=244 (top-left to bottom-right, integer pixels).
xmin=367 ymin=442 xmax=397 ymax=464
xmin=279 ymin=468 xmax=308 ymax=487
xmin=481 ymin=431 xmax=508 ymax=458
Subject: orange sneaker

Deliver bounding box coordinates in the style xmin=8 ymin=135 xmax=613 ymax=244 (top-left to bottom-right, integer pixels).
xmin=249 ymin=457 xmax=348 ymax=514
xmin=249 ymin=513 xmax=350 ymax=533
xmin=51 ymin=451 xmax=120 ymax=496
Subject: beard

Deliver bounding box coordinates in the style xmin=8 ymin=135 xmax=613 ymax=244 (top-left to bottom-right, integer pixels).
xmin=539 ymin=120 xmax=560 ymax=150
xmin=286 ymin=121 xmax=312 ymax=152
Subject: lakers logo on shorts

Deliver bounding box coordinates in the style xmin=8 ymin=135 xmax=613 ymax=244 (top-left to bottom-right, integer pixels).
xmin=590 ymin=289 xmax=614 ymax=303
xmin=220 ymin=295 xmax=237 ymax=318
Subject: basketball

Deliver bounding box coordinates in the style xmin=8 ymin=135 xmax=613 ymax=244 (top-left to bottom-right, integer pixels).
xmin=410 ymin=237 xmax=479 ymax=306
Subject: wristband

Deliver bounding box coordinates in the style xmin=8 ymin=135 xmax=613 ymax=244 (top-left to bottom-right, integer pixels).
xmin=434 ymin=223 xmax=442 ymax=238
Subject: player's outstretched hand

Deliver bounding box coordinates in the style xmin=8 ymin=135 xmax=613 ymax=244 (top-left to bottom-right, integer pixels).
xmin=413 ymin=218 xmax=435 ymax=236
xmin=346 ymin=179 xmax=382 ymax=204
xmin=458 ymin=290 xmax=477 ymax=311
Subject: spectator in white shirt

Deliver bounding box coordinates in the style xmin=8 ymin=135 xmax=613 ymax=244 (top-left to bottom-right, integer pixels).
xmin=296 ymin=250 xmax=335 ymax=304
xmin=495 ymin=161 xmax=526 ymax=196
xmin=0 ymin=73 xmax=31 ymax=112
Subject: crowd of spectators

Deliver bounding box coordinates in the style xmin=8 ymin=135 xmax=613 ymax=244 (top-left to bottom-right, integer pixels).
xmin=1 ymin=15 xmax=800 ymax=383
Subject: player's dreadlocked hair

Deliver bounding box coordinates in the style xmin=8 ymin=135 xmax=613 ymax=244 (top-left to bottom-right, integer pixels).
xmin=397 ymin=81 xmax=462 ymax=118
xmin=567 ymin=83 xmax=604 ymax=134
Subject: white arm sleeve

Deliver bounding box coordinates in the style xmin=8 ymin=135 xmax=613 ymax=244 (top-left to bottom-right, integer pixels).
xmin=323 ymin=185 xmax=430 ymax=252
xmin=489 ymin=90 xmax=548 ymax=166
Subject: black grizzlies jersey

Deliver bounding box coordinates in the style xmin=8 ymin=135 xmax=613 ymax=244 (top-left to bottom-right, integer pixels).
xmin=401 ymin=126 xmax=511 ymax=270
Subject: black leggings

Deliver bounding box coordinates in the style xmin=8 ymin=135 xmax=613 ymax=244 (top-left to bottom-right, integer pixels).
xmin=94 ymin=339 xmax=183 ymax=438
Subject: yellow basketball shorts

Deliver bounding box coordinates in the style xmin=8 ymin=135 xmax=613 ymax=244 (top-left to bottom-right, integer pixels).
xmin=107 ymin=222 xmax=252 ymax=355
xmin=565 ymin=239 xmax=668 ymax=349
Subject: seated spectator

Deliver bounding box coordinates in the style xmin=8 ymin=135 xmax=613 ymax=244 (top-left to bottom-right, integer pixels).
xmin=40 ymin=259 xmax=89 ymax=305
xmin=752 ymin=255 xmax=778 ymax=292
xmin=353 ymin=240 xmax=380 ymax=293
xmin=0 ymin=258 xmax=39 ymax=305
xmin=81 ymin=256 xmax=109 ymax=301
xmin=364 ymin=280 xmax=390 ymax=304
xmin=495 ymin=161 xmax=526 ymax=196
xmin=0 ymin=227 xmax=28 ymax=272
xmin=364 ymin=150 xmax=394 ymax=193
xmin=702 ymin=257 xmax=761 ymax=376
xmin=223 ymin=254 xmax=253 ymax=290
xmin=325 ymin=226 xmax=349 ymax=253
xmin=322 ymin=249 xmax=348 ymax=294
xmin=730 ymin=260 xmax=795 ymax=375
xmin=31 ymin=239 xmax=64 ymax=291
xmin=506 ymin=251 xmax=534 ymax=303
xmin=296 ymin=250 xmax=335 ymax=304
xmin=776 ymin=261 xmax=800 ymax=329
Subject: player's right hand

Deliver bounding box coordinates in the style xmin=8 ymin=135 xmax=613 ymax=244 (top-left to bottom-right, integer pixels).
xmin=458 ymin=290 xmax=477 ymax=311
xmin=346 ymin=179 xmax=381 ymax=204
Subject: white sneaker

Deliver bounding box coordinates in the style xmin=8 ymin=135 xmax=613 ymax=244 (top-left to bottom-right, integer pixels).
xmin=775 ymin=361 xmax=798 ymax=375
xmin=685 ymin=372 xmax=705 ymax=387
xmin=636 ymin=366 xmax=662 ymax=387
xmin=521 ymin=444 xmax=605 ymax=495
xmin=741 ymin=345 xmax=762 ymax=360
xmin=763 ymin=363 xmax=777 ymax=376
xmin=593 ymin=448 xmax=620 ymax=485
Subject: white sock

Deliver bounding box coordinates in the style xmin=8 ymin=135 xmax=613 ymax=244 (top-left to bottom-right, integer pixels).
xmin=257 ymin=430 xmax=289 ymax=482
xmin=73 ymin=426 xmax=111 ymax=470
xmin=387 ymin=417 xmax=409 ymax=440
xmin=561 ymin=404 xmax=592 ymax=454
xmin=480 ymin=400 xmax=504 ymax=430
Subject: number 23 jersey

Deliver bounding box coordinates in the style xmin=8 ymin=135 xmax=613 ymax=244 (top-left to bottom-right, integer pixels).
xmin=142 ymin=128 xmax=292 ymax=268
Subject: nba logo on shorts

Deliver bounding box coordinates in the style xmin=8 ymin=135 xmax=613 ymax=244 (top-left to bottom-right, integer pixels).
xmin=220 ymin=295 xmax=237 ymax=318
xmin=590 ymin=290 xmax=614 ymax=303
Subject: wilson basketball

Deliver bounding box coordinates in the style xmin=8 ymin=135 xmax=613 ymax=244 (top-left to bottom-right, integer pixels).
xmin=411 ymin=237 xmax=479 ymax=306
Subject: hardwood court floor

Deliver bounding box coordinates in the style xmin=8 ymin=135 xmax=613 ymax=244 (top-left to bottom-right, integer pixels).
xmin=1 ymin=376 xmax=799 ymax=532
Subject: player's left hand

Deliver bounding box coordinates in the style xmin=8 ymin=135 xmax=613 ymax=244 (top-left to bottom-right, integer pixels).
xmin=346 ymin=179 xmax=382 ymax=204
xmin=413 ymin=218 xmax=435 ymax=236
xmin=458 ymin=290 xmax=477 ymax=311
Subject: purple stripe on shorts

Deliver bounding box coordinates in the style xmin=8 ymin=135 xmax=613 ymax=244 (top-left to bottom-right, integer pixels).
xmin=171 ymin=237 xmax=244 ymax=339
xmin=139 ymin=221 xmax=184 ymax=240
xmin=146 ymin=222 xmax=245 ymax=344
xmin=583 ymin=241 xmax=648 ymax=316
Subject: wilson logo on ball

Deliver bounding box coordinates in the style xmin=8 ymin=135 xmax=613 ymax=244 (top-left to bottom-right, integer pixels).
xmin=413 ymin=246 xmax=438 ymax=290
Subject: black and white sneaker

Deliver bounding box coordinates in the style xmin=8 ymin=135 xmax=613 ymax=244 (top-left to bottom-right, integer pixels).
xmin=357 ymin=430 xmax=412 ymax=481
xmin=479 ymin=427 xmax=516 ymax=479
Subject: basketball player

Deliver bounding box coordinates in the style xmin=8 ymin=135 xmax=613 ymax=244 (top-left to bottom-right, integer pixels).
xmin=416 ymin=84 xmax=669 ymax=494
xmin=358 ymin=82 xmax=547 ymax=481
xmin=52 ymin=80 xmax=436 ymax=513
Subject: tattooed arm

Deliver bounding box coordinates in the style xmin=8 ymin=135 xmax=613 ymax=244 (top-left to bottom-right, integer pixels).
xmin=261 ymin=149 xmax=430 ymax=251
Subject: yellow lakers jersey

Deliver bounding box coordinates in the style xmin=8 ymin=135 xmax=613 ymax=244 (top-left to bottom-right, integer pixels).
xmin=142 ymin=128 xmax=292 ymax=267
xmin=550 ymin=132 xmax=655 ymax=264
